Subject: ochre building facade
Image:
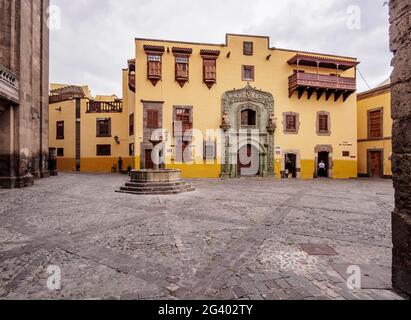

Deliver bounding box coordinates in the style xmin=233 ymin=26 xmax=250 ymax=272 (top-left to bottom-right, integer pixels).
xmin=48 ymin=84 xmax=132 ymax=173
xmin=357 ymin=80 xmax=392 ymax=178
xmin=126 ymin=34 xmax=359 ymax=179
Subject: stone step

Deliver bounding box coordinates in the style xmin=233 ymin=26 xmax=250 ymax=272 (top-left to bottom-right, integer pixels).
xmin=116 ymin=186 xmax=195 ymax=195
xmin=125 ymin=180 xmax=187 ymax=188
xmin=120 ymin=183 xmax=193 ymax=193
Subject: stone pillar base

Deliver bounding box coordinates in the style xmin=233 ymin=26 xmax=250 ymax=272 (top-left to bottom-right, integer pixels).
xmin=0 ymin=175 xmax=34 ymax=189
xmin=392 ymin=210 xmax=411 ymax=297
xmin=40 ymin=170 xmax=50 ymax=178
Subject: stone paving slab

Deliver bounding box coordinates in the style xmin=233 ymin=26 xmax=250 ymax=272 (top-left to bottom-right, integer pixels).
xmin=0 ymin=173 xmax=407 ymax=300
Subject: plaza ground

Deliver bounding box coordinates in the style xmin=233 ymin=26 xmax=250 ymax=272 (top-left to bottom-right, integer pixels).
xmin=0 ymin=173 xmax=406 ymax=300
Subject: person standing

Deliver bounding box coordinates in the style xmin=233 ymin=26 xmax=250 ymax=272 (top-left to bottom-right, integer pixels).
xmin=319 ymin=160 xmax=326 ymax=177
xmin=118 ymin=157 xmax=123 ymax=173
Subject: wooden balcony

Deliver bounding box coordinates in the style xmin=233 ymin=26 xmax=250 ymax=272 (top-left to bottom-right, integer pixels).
xmin=289 ymin=71 xmax=356 ymax=101
xmin=86 ymin=101 xmax=123 ymax=113
xmin=49 ymin=86 xmax=85 ymax=104
xmin=128 ymin=73 xmax=135 ymax=92
xmin=0 ymin=64 xmax=20 ymax=104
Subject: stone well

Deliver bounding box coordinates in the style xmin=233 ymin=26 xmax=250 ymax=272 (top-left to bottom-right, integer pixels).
xmin=116 ymin=169 xmax=194 ymax=195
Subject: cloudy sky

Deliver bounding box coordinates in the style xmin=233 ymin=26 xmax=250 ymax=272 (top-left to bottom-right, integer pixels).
xmin=50 ymin=0 xmax=392 ymax=97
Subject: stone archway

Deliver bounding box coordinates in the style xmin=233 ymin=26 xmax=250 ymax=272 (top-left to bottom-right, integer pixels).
xmin=220 ymin=85 xmax=275 ymax=178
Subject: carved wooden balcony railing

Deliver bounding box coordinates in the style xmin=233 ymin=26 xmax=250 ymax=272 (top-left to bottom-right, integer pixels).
xmin=49 ymin=86 xmax=86 ymax=104
xmin=289 ymin=71 xmax=356 ymax=101
xmin=0 ymin=64 xmax=20 ymax=104
xmin=86 ymin=101 xmax=123 ymax=113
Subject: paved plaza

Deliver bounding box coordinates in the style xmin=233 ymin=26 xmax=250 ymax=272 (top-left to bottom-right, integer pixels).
xmin=0 ymin=173 xmax=406 ymax=300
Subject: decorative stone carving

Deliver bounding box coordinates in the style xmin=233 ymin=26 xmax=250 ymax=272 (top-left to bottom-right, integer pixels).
xmin=221 ymin=85 xmax=275 ymax=177
xmin=221 ymin=110 xmax=231 ymax=131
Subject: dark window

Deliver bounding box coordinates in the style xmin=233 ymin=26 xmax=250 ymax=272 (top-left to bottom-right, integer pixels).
xmin=57 ymin=148 xmax=64 ymax=157
xmin=286 ymin=115 xmax=297 ymax=131
xmin=175 ymin=56 xmax=189 ymax=80
xmin=129 ymin=113 xmax=134 ymax=136
xmin=343 ymin=151 xmax=350 ymax=157
xmin=56 ymin=121 xmax=64 ymax=140
xmin=97 ymin=144 xmax=111 ymax=156
xmin=129 ymin=143 xmax=135 ymax=157
xmin=241 ymin=109 xmax=257 ymax=127
xmin=243 ymin=42 xmax=254 ymax=56
xmin=147 ymin=55 xmax=162 ymax=78
xmin=96 ymin=118 xmax=111 ymax=137
xmin=203 ymin=59 xmax=216 ymax=82
xmin=147 ymin=109 xmax=160 ymax=129
xmin=242 ymin=65 xmax=255 ymax=81
xmin=369 ymin=109 xmax=383 ymax=139
xmin=319 ymin=114 xmax=329 ymax=133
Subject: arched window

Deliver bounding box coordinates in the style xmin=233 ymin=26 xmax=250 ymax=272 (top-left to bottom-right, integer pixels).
xmin=241 ymin=109 xmax=257 ymax=126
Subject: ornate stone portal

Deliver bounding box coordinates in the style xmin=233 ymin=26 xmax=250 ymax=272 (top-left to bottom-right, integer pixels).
xmin=220 ymin=85 xmax=276 ymax=178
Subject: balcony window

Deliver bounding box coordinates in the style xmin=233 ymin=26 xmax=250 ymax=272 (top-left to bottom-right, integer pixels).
xmin=200 ymin=49 xmax=220 ymax=89
xmin=175 ymin=56 xmax=189 ymax=87
xmin=147 ymin=55 xmax=162 ymax=86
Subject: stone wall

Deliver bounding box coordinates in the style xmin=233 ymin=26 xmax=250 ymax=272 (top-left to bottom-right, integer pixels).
xmin=389 ymin=0 xmax=411 ymax=296
xmin=0 ymin=0 xmax=50 ymax=188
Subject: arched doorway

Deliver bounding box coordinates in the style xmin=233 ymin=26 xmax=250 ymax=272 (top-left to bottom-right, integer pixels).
xmin=237 ymin=144 xmax=260 ymax=177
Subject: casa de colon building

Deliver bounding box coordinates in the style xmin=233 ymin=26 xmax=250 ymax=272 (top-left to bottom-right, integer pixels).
xmin=127 ymin=34 xmax=359 ymax=179
xmin=50 ymin=34 xmax=362 ymax=179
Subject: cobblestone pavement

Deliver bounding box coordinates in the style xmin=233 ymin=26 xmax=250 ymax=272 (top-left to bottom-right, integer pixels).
xmin=0 ymin=173 xmax=407 ymax=300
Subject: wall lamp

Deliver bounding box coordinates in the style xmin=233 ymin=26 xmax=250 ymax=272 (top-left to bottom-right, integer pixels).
xmin=114 ymin=136 xmax=120 ymax=145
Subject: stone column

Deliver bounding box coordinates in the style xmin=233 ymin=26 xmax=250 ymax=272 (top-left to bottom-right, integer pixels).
xmin=389 ymin=0 xmax=411 ymax=296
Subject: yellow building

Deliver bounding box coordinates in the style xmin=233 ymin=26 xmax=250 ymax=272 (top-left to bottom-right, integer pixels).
xmin=357 ymin=79 xmax=392 ymax=178
xmin=48 ymin=84 xmax=133 ymax=172
xmin=125 ymin=34 xmax=360 ymax=179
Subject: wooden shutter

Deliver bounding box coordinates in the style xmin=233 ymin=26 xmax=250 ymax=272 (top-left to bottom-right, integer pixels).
xmin=241 ymin=110 xmax=248 ymax=126
xmin=147 ymin=110 xmax=159 ymax=128
xmin=369 ymin=110 xmax=382 ymax=139
xmin=203 ymin=59 xmax=216 ymax=81
xmin=319 ymin=115 xmax=329 ymax=132
xmin=286 ymin=115 xmax=296 ymax=131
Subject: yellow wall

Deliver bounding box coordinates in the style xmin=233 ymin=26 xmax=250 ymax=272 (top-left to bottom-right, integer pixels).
xmin=357 ymin=88 xmax=392 ymax=177
xmin=134 ymin=34 xmax=358 ymax=179
xmin=49 ymin=88 xmax=131 ymax=173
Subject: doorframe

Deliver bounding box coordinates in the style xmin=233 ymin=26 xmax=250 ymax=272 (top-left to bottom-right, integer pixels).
xmin=281 ymin=150 xmax=301 ymax=179
xmin=367 ymin=148 xmax=384 ymax=178
xmin=314 ymin=145 xmax=333 ymax=178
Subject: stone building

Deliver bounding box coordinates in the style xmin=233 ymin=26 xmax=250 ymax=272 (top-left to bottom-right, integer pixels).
xmin=0 ymin=0 xmax=50 ymax=188
xmin=389 ymin=0 xmax=411 ymax=296
xmin=126 ymin=34 xmax=359 ymax=179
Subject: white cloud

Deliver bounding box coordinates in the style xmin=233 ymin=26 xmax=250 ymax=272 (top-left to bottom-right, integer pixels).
xmin=50 ymin=0 xmax=392 ymax=96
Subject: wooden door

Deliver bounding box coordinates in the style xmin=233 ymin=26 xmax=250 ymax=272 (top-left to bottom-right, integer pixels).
xmin=369 ymin=151 xmax=383 ymax=178
xmin=237 ymin=145 xmax=259 ymax=176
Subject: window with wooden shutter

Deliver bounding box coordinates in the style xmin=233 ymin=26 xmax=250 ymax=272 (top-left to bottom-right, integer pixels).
xmin=174 ymin=107 xmax=192 ymax=135
xmin=96 ymin=118 xmax=111 ymax=137
xmin=319 ymin=115 xmax=329 ymax=133
xmin=241 ymin=109 xmax=256 ymax=127
xmin=243 ymin=42 xmax=254 ymax=56
xmin=369 ymin=109 xmax=383 ymax=139
xmin=286 ymin=115 xmax=296 ymax=131
xmin=56 ymin=121 xmax=64 ymax=140
xmin=204 ymin=59 xmax=216 ymax=81
xmin=147 ymin=55 xmax=162 ymax=86
xmin=242 ymin=66 xmax=255 ymax=81
xmin=147 ymin=110 xmax=159 ymax=129
xmin=175 ymin=56 xmax=189 ymax=87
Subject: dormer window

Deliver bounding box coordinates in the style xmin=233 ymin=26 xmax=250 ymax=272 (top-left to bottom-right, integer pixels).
xmin=173 ymin=47 xmax=192 ymax=88
xmin=200 ymin=49 xmax=220 ymax=89
xmin=144 ymin=45 xmax=165 ymax=86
